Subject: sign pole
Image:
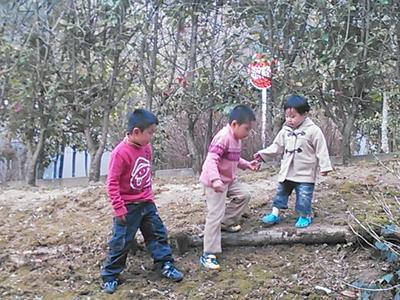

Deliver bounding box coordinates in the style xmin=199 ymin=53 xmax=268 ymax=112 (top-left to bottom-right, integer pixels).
xmin=248 ymin=53 xmax=278 ymax=149
xmin=261 ymin=88 xmax=267 ymax=148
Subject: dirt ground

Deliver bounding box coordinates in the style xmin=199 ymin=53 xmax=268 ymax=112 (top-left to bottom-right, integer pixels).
xmin=0 ymin=160 xmax=399 ymax=299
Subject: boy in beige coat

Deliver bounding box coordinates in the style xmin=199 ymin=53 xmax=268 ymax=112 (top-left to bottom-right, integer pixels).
xmin=255 ymin=95 xmax=332 ymax=228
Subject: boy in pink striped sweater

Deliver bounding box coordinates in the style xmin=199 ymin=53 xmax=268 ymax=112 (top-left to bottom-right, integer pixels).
xmin=199 ymin=105 xmax=260 ymax=270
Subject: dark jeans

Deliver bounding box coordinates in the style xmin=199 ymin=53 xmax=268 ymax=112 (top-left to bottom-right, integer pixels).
xmin=101 ymin=202 xmax=173 ymax=282
xmin=272 ymin=180 xmax=315 ymax=215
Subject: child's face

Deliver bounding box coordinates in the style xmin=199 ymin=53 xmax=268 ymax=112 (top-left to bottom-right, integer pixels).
xmin=128 ymin=124 xmax=157 ymax=146
xmin=231 ymin=121 xmax=254 ymax=140
xmin=285 ymin=108 xmax=306 ymax=128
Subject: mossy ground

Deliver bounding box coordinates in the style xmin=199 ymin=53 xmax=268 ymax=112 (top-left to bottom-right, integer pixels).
xmin=0 ymin=160 xmax=398 ymax=299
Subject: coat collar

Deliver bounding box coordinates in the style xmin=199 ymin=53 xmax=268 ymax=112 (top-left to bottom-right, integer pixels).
xmin=283 ymin=118 xmax=314 ymax=135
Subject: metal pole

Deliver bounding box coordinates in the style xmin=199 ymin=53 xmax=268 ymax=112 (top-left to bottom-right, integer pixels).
xmin=381 ymin=92 xmax=389 ymax=153
xmin=261 ymin=88 xmax=267 ymax=148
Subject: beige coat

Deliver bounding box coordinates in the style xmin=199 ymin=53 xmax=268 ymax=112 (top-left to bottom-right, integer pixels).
xmin=258 ymin=118 xmax=333 ymax=183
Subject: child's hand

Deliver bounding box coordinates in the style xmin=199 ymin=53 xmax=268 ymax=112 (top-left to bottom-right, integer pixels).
xmin=117 ymin=215 xmax=127 ymax=225
xmin=253 ymin=153 xmax=265 ymax=162
xmin=320 ymin=171 xmax=330 ymax=176
xmin=248 ymin=160 xmax=261 ymax=171
xmin=212 ymin=179 xmax=225 ymax=193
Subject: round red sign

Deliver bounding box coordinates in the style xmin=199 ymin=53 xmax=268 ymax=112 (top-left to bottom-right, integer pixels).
xmin=247 ymin=60 xmax=272 ymax=90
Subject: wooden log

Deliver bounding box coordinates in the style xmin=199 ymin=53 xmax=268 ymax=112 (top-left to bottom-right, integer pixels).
xmin=171 ymin=225 xmax=356 ymax=255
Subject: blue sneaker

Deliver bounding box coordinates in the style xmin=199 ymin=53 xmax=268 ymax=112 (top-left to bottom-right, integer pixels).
xmin=295 ymin=216 xmax=312 ymax=228
xmin=103 ymin=280 xmax=118 ymax=294
xmin=161 ymin=261 xmax=184 ymax=282
xmin=200 ymin=254 xmax=220 ymax=270
xmin=261 ymin=213 xmax=281 ymax=225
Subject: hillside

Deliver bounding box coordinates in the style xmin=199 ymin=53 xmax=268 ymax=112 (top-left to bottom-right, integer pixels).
xmin=0 ymin=160 xmax=399 ymax=299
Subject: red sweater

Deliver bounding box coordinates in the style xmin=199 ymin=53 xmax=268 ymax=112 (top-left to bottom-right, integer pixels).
xmin=107 ymin=138 xmax=154 ymax=217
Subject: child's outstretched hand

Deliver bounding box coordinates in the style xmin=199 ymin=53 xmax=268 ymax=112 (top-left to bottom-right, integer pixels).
xmin=212 ymin=179 xmax=225 ymax=193
xmin=320 ymin=171 xmax=330 ymax=176
xmin=248 ymin=159 xmax=261 ymax=171
xmin=253 ymin=152 xmax=265 ymax=163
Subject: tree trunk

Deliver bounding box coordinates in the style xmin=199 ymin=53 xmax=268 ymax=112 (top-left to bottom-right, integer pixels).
xmin=340 ymin=112 xmax=356 ymax=164
xmin=397 ymin=7 xmax=400 ymax=81
xmin=53 ymin=153 xmax=58 ymax=179
xmin=184 ymin=1 xmax=200 ymax=172
xmin=186 ymin=116 xmax=201 ymax=173
xmin=202 ymin=5 xmax=218 ymax=159
xmin=26 ymin=150 xmax=37 ymax=186
xmin=72 ymin=145 xmax=77 ymax=177
xmin=88 ymin=151 xmax=102 ymax=183
xmin=84 ymin=150 xmax=88 ymax=177
xmin=381 ymin=92 xmax=389 ymax=153
xmin=25 ymin=128 xmax=46 ymax=186
xmin=84 ymin=42 xmax=117 ymax=182
xmin=204 ymin=110 xmax=213 ymax=159
xmin=139 ymin=2 xmax=160 ymax=111
xmin=19 ymin=149 xmax=27 ymax=181
xmin=147 ymin=3 xmax=160 ymax=111
xmin=36 ymin=156 xmax=45 ymax=180
xmin=58 ymin=144 xmax=65 ymax=179
xmin=265 ymin=1 xmax=276 ymax=145
xmin=86 ymin=108 xmax=110 ymax=182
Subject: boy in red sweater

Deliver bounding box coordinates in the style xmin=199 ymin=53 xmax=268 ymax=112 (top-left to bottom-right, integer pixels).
xmin=101 ymin=109 xmax=183 ymax=294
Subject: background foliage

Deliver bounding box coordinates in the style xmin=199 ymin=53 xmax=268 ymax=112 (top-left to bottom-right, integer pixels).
xmin=0 ymin=0 xmax=399 ymax=185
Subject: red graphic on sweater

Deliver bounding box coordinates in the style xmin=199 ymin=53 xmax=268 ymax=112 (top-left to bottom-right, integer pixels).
xmin=130 ymin=157 xmax=151 ymax=190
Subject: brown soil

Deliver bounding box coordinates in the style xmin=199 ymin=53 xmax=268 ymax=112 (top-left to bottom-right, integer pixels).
xmin=0 ymin=160 xmax=399 ymax=299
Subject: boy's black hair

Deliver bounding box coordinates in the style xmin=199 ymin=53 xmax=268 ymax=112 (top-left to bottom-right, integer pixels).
xmin=229 ymin=104 xmax=256 ymax=124
xmin=284 ymin=95 xmax=310 ymax=115
xmin=128 ymin=109 xmax=159 ymax=133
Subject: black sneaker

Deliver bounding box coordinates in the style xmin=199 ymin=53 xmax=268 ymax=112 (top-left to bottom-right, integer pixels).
xmin=161 ymin=261 xmax=184 ymax=282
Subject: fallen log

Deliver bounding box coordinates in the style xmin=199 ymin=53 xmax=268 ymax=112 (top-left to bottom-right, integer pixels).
xmin=171 ymin=225 xmax=356 ymax=254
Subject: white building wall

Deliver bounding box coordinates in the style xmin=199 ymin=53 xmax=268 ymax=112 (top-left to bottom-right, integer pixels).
xmin=43 ymin=147 xmax=111 ymax=179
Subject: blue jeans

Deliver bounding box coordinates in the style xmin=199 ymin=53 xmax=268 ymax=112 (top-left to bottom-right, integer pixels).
xmin=101 ymin=202 xmax=173 ymax=282
xmin=272 ymin=180 xmax=314 ymax=215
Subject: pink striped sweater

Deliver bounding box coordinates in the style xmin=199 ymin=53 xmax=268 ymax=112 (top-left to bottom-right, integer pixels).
xmin=199 ymin=124 xmax=250 ymax=187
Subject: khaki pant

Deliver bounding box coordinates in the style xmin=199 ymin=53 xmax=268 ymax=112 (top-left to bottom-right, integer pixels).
xmin=203 ymin=179 xmax=251 ymax=254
